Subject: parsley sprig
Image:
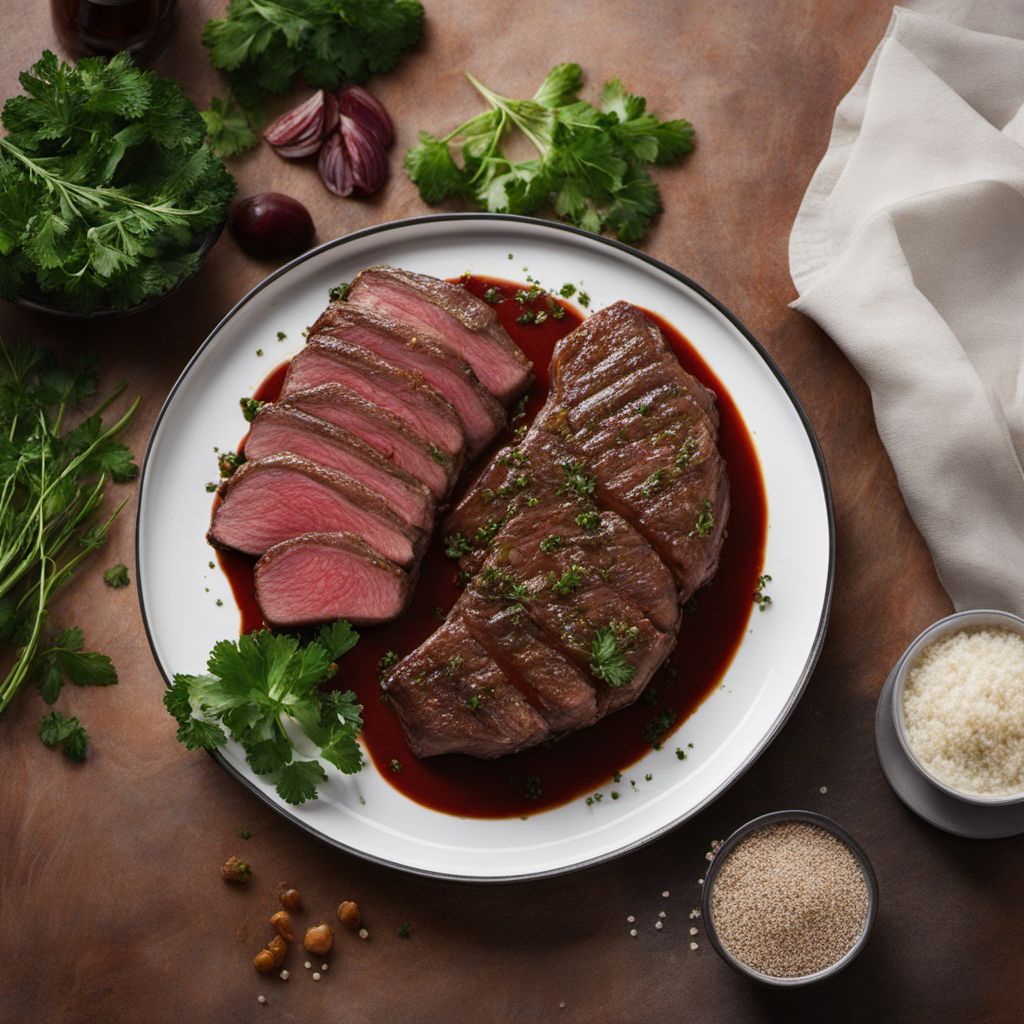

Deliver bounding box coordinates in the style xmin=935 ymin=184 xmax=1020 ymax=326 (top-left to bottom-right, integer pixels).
xmin=164 ymin=621 xmax=365 ymax=805
xmin=406 ymin=63 xmax=694 ymax=243
xmin=589 ymin=626 xmax=636 ymax=689
xmin=0 ymin=52 xmax=235 ymax=314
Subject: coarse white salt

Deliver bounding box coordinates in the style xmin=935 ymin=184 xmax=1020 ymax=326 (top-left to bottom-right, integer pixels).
xmin=626 ymin=915 xmax=635 ymax=923
xmin=689 ymin=926 xmax=698 ymax=936
xmin=629 ymin=928 xmax=638 ymax=937
xmin=654 ymin=921 xmax=663 ymax=931
xmin=903 ymin=627 xmax=1024 ymax=796
xmin=689 ymin=941 xmax=699 ymax=951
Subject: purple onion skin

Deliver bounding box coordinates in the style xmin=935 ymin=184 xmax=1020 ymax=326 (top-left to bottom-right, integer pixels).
xmin=340 ymin=115 xmax=389 ymax=196
xmin=229 ymin=193 xmax=315 ymax=259
xmin=318 ymin=132 xmax=354 ymax=197
xmin=338 ymin=85 xmax=394 ymax=147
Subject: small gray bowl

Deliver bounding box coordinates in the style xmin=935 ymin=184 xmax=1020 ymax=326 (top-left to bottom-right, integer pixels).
xmin=891 ymin=608 xmax=1024 ymax=807
xmin=701 ymin=810 xmax=878 ymax=987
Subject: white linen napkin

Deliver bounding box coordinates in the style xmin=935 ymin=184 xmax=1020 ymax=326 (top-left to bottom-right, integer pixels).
xmin=789 ymin=0 xmax=1024 ymax=616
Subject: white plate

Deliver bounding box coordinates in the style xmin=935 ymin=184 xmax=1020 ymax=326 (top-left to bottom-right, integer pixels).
xmin=137 ymin=214 xmax=833 ymax=882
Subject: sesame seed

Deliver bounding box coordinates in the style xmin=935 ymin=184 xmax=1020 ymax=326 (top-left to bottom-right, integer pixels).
xmin=626 ymin=915 xmax=635 ymax=923
xmin=689 ymin=941 xmax=699 ymax=951
xmin=257 ymin=995 xmax=266 ymax=1005
xmin=312 ymin=972 xmax=321 ymax=982
xmin=655 ymin=921 xmax=663 ymax=930
xmin=629 ymin=928 xmax=638 ymax=937
xmin=279 ymin=970 xmax=289 ymax=980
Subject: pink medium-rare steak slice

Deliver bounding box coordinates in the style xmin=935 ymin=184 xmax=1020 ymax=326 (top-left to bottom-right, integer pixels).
xmin=380 ymin=502 xmax=680 ymax=757
xmin=444 ymin=302 xmax=729 ymax=603
xmin=381 ymin=615 xmax=550 ymax=758
xmin=254 ymin=532 xmax=412 ymax=628
xmin=347 ymin=265 xmax=532 ymax=404
xmin=310 ymin=303 xmax=506 ymax=457
xmin=207 ymin=453 xmax=423 ymax=567
xmin=280 ymin=383 xmax=457 ymax=498
xmin=282 ymin=336 xmax=465 ymax=458
xmin=245 ymin=404 xmax=434 ymax=530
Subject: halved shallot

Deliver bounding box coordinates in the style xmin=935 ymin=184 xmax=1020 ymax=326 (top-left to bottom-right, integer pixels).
xmin=338 ymin=85 xmax=394 ymax=147
xmin=265 ymin=90 xmax=336 ymax=159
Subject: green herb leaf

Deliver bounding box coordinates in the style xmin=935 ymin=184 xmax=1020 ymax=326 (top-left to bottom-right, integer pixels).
xmin=201 ymin=95 xmax=261 ymax=157
xmin=275 ymin=759 xmax=327 ymax=805
xmin=103 ymin=563 xmax=130 ymax=588
xmin=590 ymin=626 xmax=636 ymax=689
xmin=38 ymin=710 xmax=89 ymax=761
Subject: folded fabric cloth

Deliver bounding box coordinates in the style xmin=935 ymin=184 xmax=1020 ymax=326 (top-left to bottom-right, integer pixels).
xmin=790 ymin=0 xmax=1024 ymax=616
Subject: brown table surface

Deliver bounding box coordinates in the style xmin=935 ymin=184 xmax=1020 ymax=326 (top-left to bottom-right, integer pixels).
xmin=2 ymin=2 xmax=1020 ymax=1021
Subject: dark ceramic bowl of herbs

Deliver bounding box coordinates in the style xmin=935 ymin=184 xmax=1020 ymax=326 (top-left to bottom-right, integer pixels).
xmin=701 ymin=810 xmax=878 ymax=987
xmin=0 ymin=51 xmax=234 ymax=321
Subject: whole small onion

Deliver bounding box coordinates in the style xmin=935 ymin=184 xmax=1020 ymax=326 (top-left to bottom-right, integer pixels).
xmin=229 ymin=193 xmax=315 ymax=259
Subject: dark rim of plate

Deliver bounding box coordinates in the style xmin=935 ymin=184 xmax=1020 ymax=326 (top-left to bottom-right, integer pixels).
xmin=135 ymin=212 xmax=837 ymax=885
xmin=701 ymin=809 xmax=879 ymax=986
xmin=12 ymin=220 xmax=225 ymax=320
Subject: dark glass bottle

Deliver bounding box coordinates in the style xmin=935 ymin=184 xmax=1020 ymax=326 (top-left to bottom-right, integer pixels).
xmin=51 ymin=0 xmax=179 ymax=66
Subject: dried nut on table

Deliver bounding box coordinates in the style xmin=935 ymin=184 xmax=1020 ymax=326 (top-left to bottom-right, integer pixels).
xmin=303 ymin=923 xmax=334 ymax=955
xmin=337 ymin=900 xmax=361 ymax=930
xmin=270 ymin=910 xmax=295 ymax=942
xmin=277 ymin=885 xmax=302 ymax=911
xmin=253 ymin=949 xmax=276 ymax=974
xmin=267 ymin=935 xmax=289 ymax=968
xmin=254 ymin=934 xmax=289 ymax=973
xmin=221 ymin=856 xmax=252 ymax=883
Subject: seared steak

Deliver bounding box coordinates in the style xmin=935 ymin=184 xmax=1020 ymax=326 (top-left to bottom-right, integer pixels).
xmin=283 ymin=335 xmax=465 ymax=458
xmin=310 ymin=303 xmax=506 ymax=457
xmin=208 ymin=453 xmax=423 ymax=567
xmin=280 ymin=383 xmax=458 ymax=497
xmin=381 ymin=503 xmax=680 ymax=757
xmin=347 ymin=265 xmax=532 ymax=404
xmin=245 ymin=404 xmax=434 ymax=530
xmin=446 ymin=302 xmax=729 ymax=602
xmin=382 ymin=615 xmax=549 ymax=758
xmin=255 ymin=532 xmax=411 ymax=628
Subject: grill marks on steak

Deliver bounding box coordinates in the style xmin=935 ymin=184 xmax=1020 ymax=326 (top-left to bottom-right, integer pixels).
xmin=283 ymin=335 xmax=465 ymax=458
xmin=208 ymin=453 xmax=423 ymax=567
xmin=255 ymin=532 xmax=411 ymax=628
xmin=382 ymin=503 xmax=680 ymax=756
xmin=245 ymin=404 xmax=435 ymax=530
xmin=445 ymin=302 xmax=730 ymax=602
xmin=281 ymin=383 xmax=457 ymax=498
xmin=348 ymin=265 xmax=533 ymax=404
xmin=309 ymin=303 xmax=506 ymax=457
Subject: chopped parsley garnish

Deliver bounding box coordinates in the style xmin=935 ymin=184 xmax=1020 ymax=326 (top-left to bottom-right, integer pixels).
xmin=689 ymin=500 xmax=714 ymax=538
xmin=575 ymin=510 xmax=601 ymax=531
xmin=578 ymin=291 xmax=591 ymax=308
xmin=445 ymin=654 xmax=464 ymax=675
xmin=754 ymin=573 xmax=773 ymax=612
xmin=558 ymin=461 xmax=596 ymax=498
xmin=239 ymin=397 xmax=264 ymax=423
xmin=430 ymin=444 xmax=446 ymax=464
xmin=466 ymin=694 xmax=481 ymax=711
xmin=39 ymin=711 xmax=88 ymax=762
xmin=549 ymin=565 xmax=585 ymax=595
xmin=523 ymin=774 xmax=542 ymax=801
xmin=675 ymin=746 xmax=687 ymax=760
xmin=540 ymin=534 xmax=563 ymax=554
xmin=474 ymin=519 xmax=503 ymax=546
xmin=635 ymin=402 xmax=652 ymax=416
xmin=398 ymin=922 xmax=412 ymax=939
xmin=643 ymin=708 xmax=677 ymax=749
xmin=103 ymin=563 xmax=130 ymax=589
xmin=550 ymin=301 xmax=567 ymax=320
xmin=481 ymin=567 xmax=531 ymax=604
xmin=498 ymin=447 xmax=528 ymax=467
xmin=484 ymin=286 xmax=502 ymax=304
xmin=276 ymin=331 xmax=286 ymax=341
xmin=641 ymin=468 xmax=667 ymax=497
xmin=589 ymin=626 xmax=636 ymax=688
xmin=611 ymin=791 xmax=620 ymax=800
xmin=389 ymin=758 xmax=403 ymax=773
xmin=443 ymin=532 xmax=473 ymax=560
xmin=560 ymin=283 xmax=577 ymax=298
xmin=675 ymin=437 xmax=698 ymax=469
xmin=514 ymin=284 xmax=545 ymax=304
xmin=218 ymin=450 xmax=242 ymax=478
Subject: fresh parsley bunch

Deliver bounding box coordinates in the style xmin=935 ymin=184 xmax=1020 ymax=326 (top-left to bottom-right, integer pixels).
xmin=164 ymin=621 xmax=365 ymax=805
xmin=0 ymin=341 xmax=138 ymax=750
xmin=202 ymin=0 xmax=424 ymax=156
xmin=0 ymin=51 xmax=235 ymax=314
xmin=406 ymin=64 xmax=695 ymax=244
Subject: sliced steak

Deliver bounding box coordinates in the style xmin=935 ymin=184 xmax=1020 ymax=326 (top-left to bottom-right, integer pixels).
xmin=255 ymin=532 xmax=411 ymax=628
xmin=245 ymin=404 xmax=434 ymax=530
xmin=283 ymin=335 xmax=465 ymax=458
xmin=444 ymin=302 xmax=729 ymax=602
xmin=311 ymin=303 xmax=506 ymax=457
xmin=280 ymin=383 xmax=457 ymax=498
xmin=208 ymin=453 xmax=423 ymax=567
xmin=347 ymin=265 xmax=532 ymax=404
xmin=381 ymin=616 xmax=549 ymax=758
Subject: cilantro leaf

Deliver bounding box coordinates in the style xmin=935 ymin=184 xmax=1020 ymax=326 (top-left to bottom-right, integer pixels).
xmin=201 ymin=95 xmax=261 ymax=158
xmin=406 ymin=65 xmax=693 ymax=244
xmin=164 ymin=621 xmax=364 ymax=803
xmin=590 ymin=626 xmax=636 ymax=689
xmin=33 ymin=628 xmax=118 ymax=701
xmin=39 ymin=711 xmax=89 ymax=761
xmin=103 ymin=563 xmax=129 ymax=588
xmin=276 ymin=759 xmax=327 ymax=805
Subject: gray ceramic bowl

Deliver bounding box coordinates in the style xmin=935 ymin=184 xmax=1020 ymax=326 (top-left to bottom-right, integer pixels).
xmin=701 ymin=809 xmax=878 ymax=987
xmin=891 ymin=608 xmax=1024 ymax=807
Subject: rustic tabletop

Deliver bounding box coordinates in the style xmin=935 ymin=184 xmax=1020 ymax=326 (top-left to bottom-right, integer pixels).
xmin=2 ymin=2 xmax=1019 ymax=1022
